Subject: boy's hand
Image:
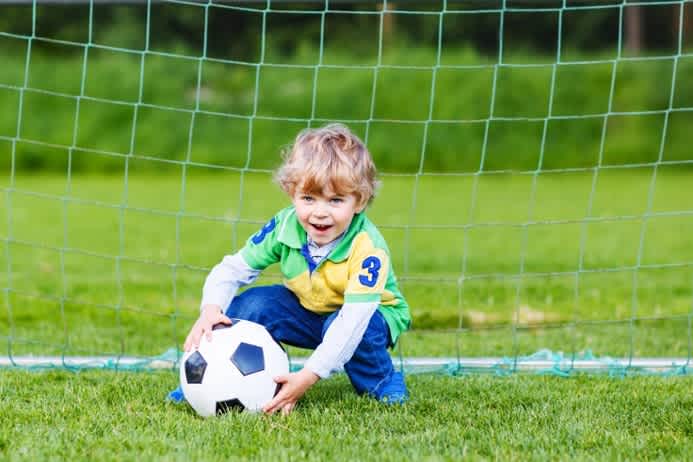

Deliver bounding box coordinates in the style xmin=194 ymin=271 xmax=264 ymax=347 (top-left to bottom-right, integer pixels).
xmin=183 ymin=304 xmax=232 ymax=352
xmin=262 ymin=368 xmax=320 ymax=415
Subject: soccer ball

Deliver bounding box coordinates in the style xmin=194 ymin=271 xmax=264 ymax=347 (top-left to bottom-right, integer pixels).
xmin=179 ymin=319 xmax=289 ymax=417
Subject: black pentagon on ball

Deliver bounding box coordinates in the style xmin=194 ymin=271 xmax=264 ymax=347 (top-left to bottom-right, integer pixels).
xmin=216 ymin=398 xmax=245 ymax=415
xmin=230 ymin=342 xmax=265 ymax=376
xmin=184 ymin=351 xmax=207 ymax=384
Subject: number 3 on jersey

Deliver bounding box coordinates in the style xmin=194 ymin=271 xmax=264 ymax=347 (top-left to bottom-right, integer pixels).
xmin=358 ymin=256 xmax=381 ymax=288
xmin=251 ymin=218 xmax=276 ymax=244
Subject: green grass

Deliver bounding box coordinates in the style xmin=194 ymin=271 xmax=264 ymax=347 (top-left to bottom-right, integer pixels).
xmin=0 ymin=370 xmax=691 ymax=461
xmin=1 ymin=46 xmax=692 ymax=172
xmin=1 ymin=170 xmax=692 ymax=361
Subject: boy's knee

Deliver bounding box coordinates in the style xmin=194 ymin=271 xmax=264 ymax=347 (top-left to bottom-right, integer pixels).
xmin=227 ymin=287 xmax=274 ymax=322
xmin=227 ymin=285 xmax=300 ymax=326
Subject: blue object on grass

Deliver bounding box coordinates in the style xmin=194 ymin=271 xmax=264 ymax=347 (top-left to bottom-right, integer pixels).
xmin=167 ymin=385 xmax=186 ymax=403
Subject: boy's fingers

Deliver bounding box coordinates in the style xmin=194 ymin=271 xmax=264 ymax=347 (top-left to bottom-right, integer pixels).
xmin=184 ymin=316 xmax=232 ymax=352
xmin=189 ymin=328 xmax=205 ymax=350
xmin=185 ymin=314 xmax=227 ymax=352
xmin=183 ymin=331 xmax=197 ymax=352
xmin=263 ymin=392 xmax=287 ymax=414
xmin=281 ymin=403 xmax=294 ymax=416
xmin=262 ymin=397 xmax=279 ymax=413
xmin=273 ymin=400 xmax=290 ymax=415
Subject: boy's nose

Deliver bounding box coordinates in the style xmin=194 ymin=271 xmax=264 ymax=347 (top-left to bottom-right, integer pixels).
xmin=312 ymin=202 xmax=329 ymax=217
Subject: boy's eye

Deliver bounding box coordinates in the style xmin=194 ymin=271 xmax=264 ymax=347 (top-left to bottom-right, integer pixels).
xmin=330 ymin=197 xmax=344 ymax=204
xmin=301 ymin=195 xmax=314 ymax=202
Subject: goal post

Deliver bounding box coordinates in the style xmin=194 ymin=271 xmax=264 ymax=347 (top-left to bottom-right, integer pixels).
xmin=1 ymin=0 xmax=692 ymax=375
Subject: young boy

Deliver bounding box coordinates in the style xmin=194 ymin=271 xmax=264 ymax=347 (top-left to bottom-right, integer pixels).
xmin=174 ymin=123 xmax=411 ymax=414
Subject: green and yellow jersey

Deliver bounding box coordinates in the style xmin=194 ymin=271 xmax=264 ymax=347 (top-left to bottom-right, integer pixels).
xmin=240 ymin=206 xmax=411 ymax=344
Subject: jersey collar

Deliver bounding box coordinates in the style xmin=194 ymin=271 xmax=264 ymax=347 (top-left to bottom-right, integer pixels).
xmin=277 ymin=207 xmax=365 ymax=263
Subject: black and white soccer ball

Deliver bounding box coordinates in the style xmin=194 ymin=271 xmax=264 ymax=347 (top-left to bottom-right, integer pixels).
xmin=179 ymin=319 xmax=289 ymax=417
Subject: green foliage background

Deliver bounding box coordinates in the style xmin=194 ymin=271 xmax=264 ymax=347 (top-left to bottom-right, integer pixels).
xmin=1 ymin=45 xmax=692 ymax=174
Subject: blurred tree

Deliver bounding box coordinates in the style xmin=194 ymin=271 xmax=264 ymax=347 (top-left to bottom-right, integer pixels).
xmin=0 ymin=1 xmax=683 ymax=57
xmin=685 ymin=2 xmax=692 ymax=47
xmin=625 ymin=5 xmax=642 ymax=54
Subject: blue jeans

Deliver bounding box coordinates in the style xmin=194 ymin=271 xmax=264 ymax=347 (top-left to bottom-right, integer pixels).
xmin=228 ymin=285 xmax=406 ymax=400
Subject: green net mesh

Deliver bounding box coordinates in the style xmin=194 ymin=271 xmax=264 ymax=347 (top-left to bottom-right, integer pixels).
xmin=1 ymin=0 xmax=692 ymax=376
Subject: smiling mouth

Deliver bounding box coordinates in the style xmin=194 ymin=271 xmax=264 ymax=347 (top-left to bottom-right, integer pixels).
xmin=311 ymin=224 xmax=332 ymax=231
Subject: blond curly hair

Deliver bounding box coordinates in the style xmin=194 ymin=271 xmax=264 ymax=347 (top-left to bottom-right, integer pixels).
xmin=274 ymin=123 xmax=380 ymax=209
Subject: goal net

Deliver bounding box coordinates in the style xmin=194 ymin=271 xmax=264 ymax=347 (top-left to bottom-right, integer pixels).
xmin=1 ymin=0 xmax=691 ymax=375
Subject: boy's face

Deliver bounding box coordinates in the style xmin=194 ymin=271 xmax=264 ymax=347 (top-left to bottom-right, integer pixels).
xmin=292 ymin=187 xmax=364 ymax=246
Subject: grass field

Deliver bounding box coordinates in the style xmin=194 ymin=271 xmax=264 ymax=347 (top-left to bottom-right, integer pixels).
xmin=0 ymin=370 xmax=691 ymax=461
xmin=1 ymin=169 xmax=692 ymax=362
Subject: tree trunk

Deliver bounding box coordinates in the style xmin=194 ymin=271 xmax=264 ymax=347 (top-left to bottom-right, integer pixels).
xmin=672 ymin=2 xmax=691 ymax=50
xmin=686 ymin=2 xmax=692 ymax=48
xmin=625 ymin=5 xmax=642 ymax=54
xmin=381 ymin=2 xmax=396 ymax=47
